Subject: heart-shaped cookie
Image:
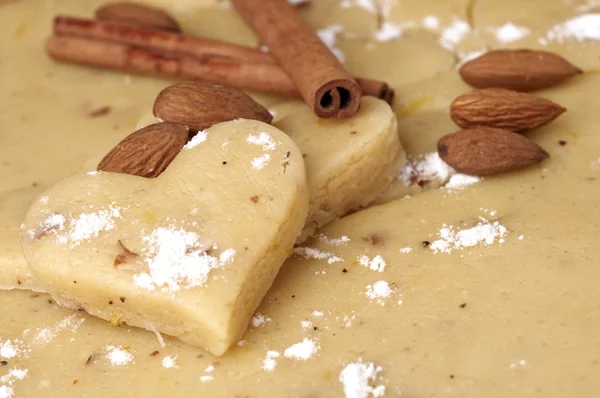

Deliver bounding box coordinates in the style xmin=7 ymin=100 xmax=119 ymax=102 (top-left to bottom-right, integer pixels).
xmin=20 ymin=120 xmax=308 ymax=355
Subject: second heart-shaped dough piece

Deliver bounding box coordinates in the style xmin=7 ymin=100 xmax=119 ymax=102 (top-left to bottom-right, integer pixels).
xmin=21 ymin=120 xmax=308 ymax=355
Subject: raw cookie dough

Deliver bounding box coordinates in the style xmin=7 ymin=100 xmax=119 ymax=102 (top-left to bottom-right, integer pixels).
xmin=21 ymin=120 xmax=308 ymax=356
xmin=472 ymin=0 xmax=600 ymax=70
xmin=338 ymin=31 xmax=455 ymax=88
xmin=376 ymin=70 xmax=472 ymax=202
xmin=2 ymin=1 xmax=600 ymax=396
xmin=271 ymin=97 xmax=404 ymax=240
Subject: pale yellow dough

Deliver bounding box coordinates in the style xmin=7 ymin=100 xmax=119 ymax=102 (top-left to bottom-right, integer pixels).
xmin=2 ymin=0 xmax=600 ymax=397
xmin=271 ymin=97 xmax=404 ymax=240
xmin=21 ymin=120 xmax=308 ymax=356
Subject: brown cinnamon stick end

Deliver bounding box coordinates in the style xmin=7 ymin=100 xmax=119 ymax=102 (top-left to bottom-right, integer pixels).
xmin=314 ymin=79 xmax=362 ymax=119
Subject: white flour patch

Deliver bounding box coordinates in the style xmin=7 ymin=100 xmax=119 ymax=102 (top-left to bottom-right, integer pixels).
xmin=284 ymin=338 xmax=319 ymax=360
xmin=339 ymin=360 xmax=386 ymax=398
xmin=341 ymin=313 xmax=357 ymax=327
xmin=31 ymin=205 xmax=123 ymax=247
xmin=0 ymin=368 xmax=28 ymax=398
xmin=0 ymin=340 xmax=25 ymax=360
xmin=30 ymin=314 xmax=85 ymax=346
xmin=162 ymin=356 xmax=178 ymax=369
xmin=400 ymin=247 xmax=412 ymax=254
xmin=247 ymin=132 xmax=277 ymax=151
xmin=317 ymin=25 xmax=346 ymax=63
xmin=134 ymin=226 xmax=235 ymax=292
xmin=400 ymin=152 xmax=454 ymax=187
xmin=400 ymin=152 xmax=481 ymax=190
xmin=251 ymin=153 xmax=271 ymax=170
xmin=592 ymin=158 xmax=600 ymax=169
xmin=318 ymin=234 xmax=351 ymax=246
xmin=375 ymin=22 xmax=402 ymax=41
xmin=439 ymin=20 xmax=471 ymax=51
xmin=200 ymin=365 xmax=215 ymax=382
xmin=312 ymin=310 xmax=324 ymax=318
xmin=510 ymin=359 xmax=528 ymax=369
xmin=293 ymin=247 xmax=343 ymax=264
xmin=301 ymin=320 xmax=313 ymax=329
xmin=445 ymin=174 xmax=482 ymax=190
xmin=493 ymin=22 xmax=531 ymax=43
xmin=251 ymin=313 xmax=271 ymax=327
xmin=543 ymin=14 xmax=600 ymax=44
xmin=105 ymin=346 xmax=134 ymax=366
xmin=364 ymin=281 xmax=393 ymax=306
xmin=183 ymin=130 xmax=208 ymax=150
xmin=340 ymin=0 xmax=377 ymax=13
xmin=430 ymin=216 xmax=508 ymax=254
xmin=358 ymin=255 xmax=387 ymax=272
xmin=262 ymin=350 xmax=280 ymax=371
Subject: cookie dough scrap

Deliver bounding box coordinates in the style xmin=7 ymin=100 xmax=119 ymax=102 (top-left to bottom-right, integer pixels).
xmin=472 ymin=0 xmax=600 ymax=71
xmin=20 ymin=120 xmax=309 ymax=356
xmin=271 ymin=97 xmax=404 ymax=240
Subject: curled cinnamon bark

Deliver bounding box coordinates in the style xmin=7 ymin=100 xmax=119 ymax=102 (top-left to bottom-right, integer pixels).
xmin=231 ymin=0 xmax=361 ymax=118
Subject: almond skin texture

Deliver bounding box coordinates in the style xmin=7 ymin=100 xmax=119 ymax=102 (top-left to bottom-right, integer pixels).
xmin=438 ymin=127 xmax=549 ymax=176
xmin=153 ymin=82 xmax=273 ymax=132
xmin=451 ymin=88 xmax=566 ymax=131
xmin=95 ymin=2 xmax=181 ymax=32
xmin=97 ymin=122 xmax=189 ymax=178
xmin=459 ymin=49 xmax=582 ymax=92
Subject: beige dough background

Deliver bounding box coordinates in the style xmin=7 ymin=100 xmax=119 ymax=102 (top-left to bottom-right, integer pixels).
xmin=1 ymin=0 xmax=600 ymax=397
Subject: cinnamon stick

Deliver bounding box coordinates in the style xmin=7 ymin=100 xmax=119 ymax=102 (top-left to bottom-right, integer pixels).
xmin=48 ymin=34 xmax=394 ymax=105
xmin=231 ymin=0 xmax=361 ymax=119
xmin=54 ymin=16 xmax=275 ymax=65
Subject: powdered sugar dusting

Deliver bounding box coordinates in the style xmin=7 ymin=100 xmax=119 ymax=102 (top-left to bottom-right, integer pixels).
xmin=162 ymin=355 xmax=178 ymax=369
xmin=445 ymin=174 xmax=481 ymax=190
xmin=430 ymin=215 xmax=508 ymax=254
xmin=0 ymin=368 xmax=28 ymax=398
xmin=262 ymin=350 xmax=280 ymax=371
xmin=365 ymin=281 xmax=393 ymax=306
xmin=0 ymin=340 xmax=25 ymax=360
xmin=543 ymin=14 xmax=600 ymax=44
xmin=358 ymin=255 xmax=387 ymax=272
xmin=30 ymin=205 xmax=123 ymax=247
xmin=105 ymin=345 xmax=134 ymax=366
xmin=317 ymin=25 xmax=345 ymax=63
xmin=251 ymin=154 xmax=271 ymax=169
xmin=247 ymin=132 xmax=277 ymax=151
xmin=293 ymin=247 xmax=343 ymax=264
xmin=339 ymin=359 xmax=386 ymax=398
xmin=400 ymin=152 xmax=481 ymax=190
xmin=183 ymin=130 xmax=208 ymax=150
xmin=340 ymin=0 xmax=377 ymax=13
xmin=318 ymin=234 xmax=351 ymax=246
xmin=375 ymin=22 xmax=402 ymax=41
xmin=251 ymin=313 xmax=271 ymax=327
xmin=283 ymin=338 xmax=319 ymax=360
xmin=400 ymin=152 xmax=454 ymax=187
xmin=134 ymin=226 xmax=235 ymax=292
xmin=493 ymin=22 xmax=530 ymax=43
xmin=439 ymin=20 xmax=471 ymax=51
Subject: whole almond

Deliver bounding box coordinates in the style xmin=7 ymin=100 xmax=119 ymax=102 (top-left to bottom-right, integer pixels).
xmin=459 ymin=49 xmax=582 ymax=91
xmin=95 ymin=2 xmax=181 ymax=32
xmin=153 ymin=82 xmax=273 ymax=132
xmin=438 ymin=127 xmax=549 ymax=176
xmin=98 ymin=122 xmax=189 ymax=178
xmin=451 ymin=88 xmax=566 ymax=131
